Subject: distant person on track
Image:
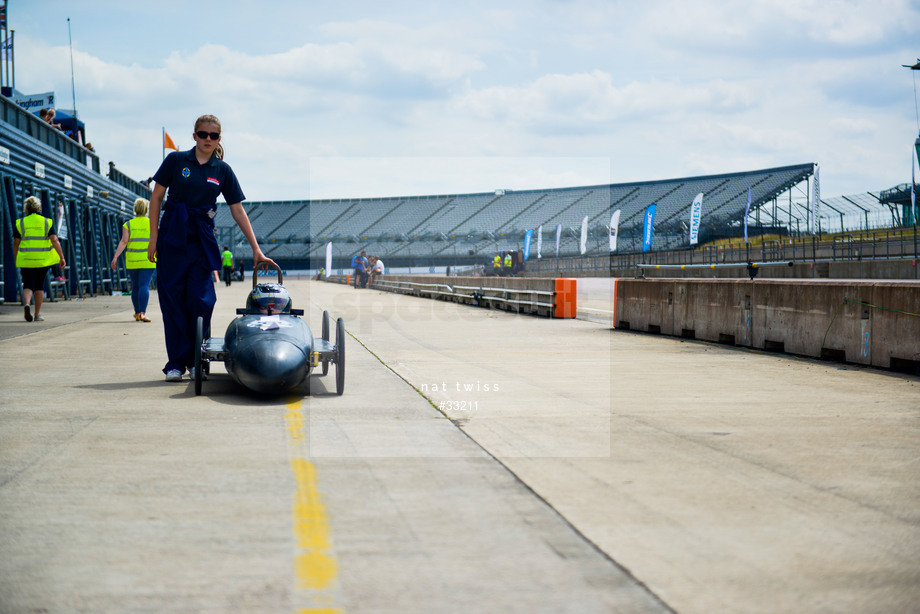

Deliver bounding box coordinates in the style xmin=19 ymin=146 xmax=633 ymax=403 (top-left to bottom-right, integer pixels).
xmin=513 ymin=251 xmax=525 ymax=276
xmin=147 ymin=113 xmax=275 ymax=382
xmin=111 ymin=198 xmax=157 ymax=323
xmin=221 ymin=245 xmax=234 ymax=286
xmin=492 ymin=252 xmax=502 ymax=276
xmin=367 ymin=255 xmax=384 ymax=286
xmin=503 ymin=251 xmax=513 ymax=277
xmin=353 ymin=251 xmax=369 ymax=288
xmin=13 ymin=196 xmax=66 ymax=322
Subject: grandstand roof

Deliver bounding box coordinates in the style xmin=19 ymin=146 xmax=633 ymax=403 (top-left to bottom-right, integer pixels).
xmin=220 ymin=163 xmax=818 ymax=259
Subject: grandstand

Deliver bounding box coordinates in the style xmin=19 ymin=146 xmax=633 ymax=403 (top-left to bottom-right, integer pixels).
xmin=224 ymin=164 xmax=828 ymax=269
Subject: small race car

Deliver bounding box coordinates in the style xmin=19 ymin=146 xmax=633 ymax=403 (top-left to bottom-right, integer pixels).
xmin=194 ymin=263 xmax=344 ymax=396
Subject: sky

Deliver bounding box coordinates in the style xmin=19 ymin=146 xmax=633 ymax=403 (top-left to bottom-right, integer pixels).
xmin=5 ymin=0 xmax=920 ymax=202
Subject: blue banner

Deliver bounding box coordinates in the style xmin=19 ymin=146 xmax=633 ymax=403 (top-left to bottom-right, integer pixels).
xmin=642 ymin=204 xmax=656 ymax=252
xmin=523 ymin=229 xmax=533 ymax=261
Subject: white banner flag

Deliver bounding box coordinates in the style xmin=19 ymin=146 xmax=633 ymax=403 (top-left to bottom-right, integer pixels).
xmin=536 ymin=225 xmax=543 ymax=259
xmin=325 ymin=242 xmax=332 ymax=277
xmin=609 ymin=210 xmax=620 ymax=252
xmin=689 ymin=193 xmax=703 ymax=245
xmin=56 ymin=202 xmax=68 ymax=240
xmin=579 ymin=216 xmax=588 ymax=255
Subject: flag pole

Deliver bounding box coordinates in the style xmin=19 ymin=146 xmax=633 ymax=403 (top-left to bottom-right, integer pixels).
xmin=10 ymin=31 xmax=13 ymax=89
xmin=67 ymin=19 xmax=77 ymax=126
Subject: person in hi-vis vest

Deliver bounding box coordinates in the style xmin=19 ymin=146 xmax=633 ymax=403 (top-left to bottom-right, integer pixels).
xmin=221 ymin=246 xmax=234 ymax=286
xmin=13 ymin=196 xmax=66 ymax=322
xmin=111 ymin=198 xmax=157 ymax=322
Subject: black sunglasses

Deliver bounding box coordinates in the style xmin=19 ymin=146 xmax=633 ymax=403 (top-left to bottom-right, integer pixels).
xmin=195 ymin=130 xmax=221 ymax=140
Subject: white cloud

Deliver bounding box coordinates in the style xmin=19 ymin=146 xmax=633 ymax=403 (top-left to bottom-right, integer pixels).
xmin=7 ymin=1 xmax=919 ymax=200
xmin=454 ymin=70 xmax=757 ymax=131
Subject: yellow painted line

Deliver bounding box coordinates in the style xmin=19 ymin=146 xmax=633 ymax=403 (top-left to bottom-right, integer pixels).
xmin=285 ymin=398 xmax=343 ymax=613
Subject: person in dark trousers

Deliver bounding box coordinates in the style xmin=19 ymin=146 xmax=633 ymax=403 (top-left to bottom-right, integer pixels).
xmin=356 ymin=251 xmax=370 ymax=288
xmin=13 ymin=196 xmax=66 ymax=322
xmin=147 ymin=114 xmax=275 ymax=382
xmin=221 ymin=245 xmax=234 ymax=286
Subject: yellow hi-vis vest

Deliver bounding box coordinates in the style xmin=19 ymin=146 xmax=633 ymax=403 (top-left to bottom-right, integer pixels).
xmin=125 ymin=217 xmax=156 ymax=269
xmin=15 ymin=214 xmax=59 ymax=268
xmin=503 ymin=254 xmax=513 ymax=268
xmin=493 ymin=255 xmax=501 ymax=268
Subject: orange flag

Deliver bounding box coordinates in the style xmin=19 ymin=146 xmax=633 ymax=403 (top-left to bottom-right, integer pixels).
xmin=164 ymin=131 xmax=178 ymax=151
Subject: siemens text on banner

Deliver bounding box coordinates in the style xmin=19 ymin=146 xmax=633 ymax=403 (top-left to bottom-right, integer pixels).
xmin=642 ymin=204 xmax=656 ymax=252
xmin=609 ymin=209 xmax=620 ymax=252
xmin=689 ymin=193 xmax=703 ymax=245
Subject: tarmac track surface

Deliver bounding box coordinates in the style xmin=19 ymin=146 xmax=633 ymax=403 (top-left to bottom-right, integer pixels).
xmin=1 ymin=278 xmax=919 ymax=613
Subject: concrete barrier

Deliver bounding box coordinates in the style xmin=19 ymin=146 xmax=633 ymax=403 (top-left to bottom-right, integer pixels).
xmin=624 ymin=258 xmax=920 ymax=280
xmin=613 ymin=278 xmax=920 ymax=371
xmin=368 ymin=275 xmax=577 ymax=318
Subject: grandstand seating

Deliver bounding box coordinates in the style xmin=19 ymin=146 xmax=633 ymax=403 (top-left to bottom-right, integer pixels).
xmin=227 ymin=164 xmax=823 ymax=267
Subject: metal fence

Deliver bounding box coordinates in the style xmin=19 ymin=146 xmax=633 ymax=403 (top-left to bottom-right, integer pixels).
xmin=522 ymin=228 xmax=920 ymax=276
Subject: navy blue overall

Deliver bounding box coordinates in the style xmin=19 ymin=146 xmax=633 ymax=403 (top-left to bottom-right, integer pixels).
xmin=153 ymin=149 xmax=244 ymax=374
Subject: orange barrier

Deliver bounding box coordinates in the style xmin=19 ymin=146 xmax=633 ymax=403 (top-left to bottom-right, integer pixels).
xmin=553 ymin=278 xmax=577 ymax=318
